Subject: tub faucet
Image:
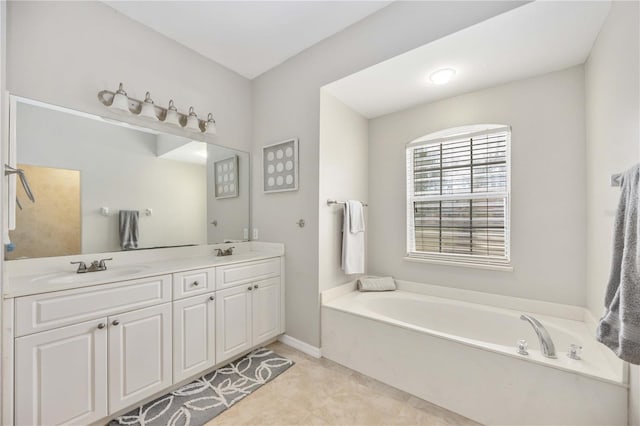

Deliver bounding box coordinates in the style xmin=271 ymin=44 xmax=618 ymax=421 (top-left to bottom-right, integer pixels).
xmin=520 ymin=314 xmax=557 ymax=359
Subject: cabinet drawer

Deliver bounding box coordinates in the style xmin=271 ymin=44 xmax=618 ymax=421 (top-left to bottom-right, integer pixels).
xmin=215 ymin=258 xmax=280 ymax=290
xmin=15 ymin=275 xmax=172 ymax=337
xmin=172 ymin=268 xmax=215 ymax=300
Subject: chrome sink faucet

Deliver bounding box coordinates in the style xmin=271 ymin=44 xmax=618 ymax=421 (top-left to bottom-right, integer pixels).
xmin=70 ymin=258 xmax=112 ymax=274
xmin=214 ymin=246 xmax=235 ymax=257
xmin=520 ymin=314 xmax=557 ymax=358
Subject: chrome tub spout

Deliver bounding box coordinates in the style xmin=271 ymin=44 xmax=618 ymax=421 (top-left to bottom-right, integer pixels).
xmin=520 ymin=314 xmax=557 ymax=359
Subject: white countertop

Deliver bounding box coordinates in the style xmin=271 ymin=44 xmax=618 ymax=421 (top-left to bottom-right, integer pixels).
xmin=5 ymin=247 xmax=283 ymax=299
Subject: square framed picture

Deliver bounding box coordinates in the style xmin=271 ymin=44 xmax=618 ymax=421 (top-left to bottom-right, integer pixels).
xmin=263 ymin=138 xmax=298 ymax=193
xmin=214 ymin=155 xmax=239 ymax=199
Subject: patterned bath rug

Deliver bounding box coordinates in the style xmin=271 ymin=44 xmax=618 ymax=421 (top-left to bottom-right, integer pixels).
xmin=109 ymin=347 xmax=294 ymax=426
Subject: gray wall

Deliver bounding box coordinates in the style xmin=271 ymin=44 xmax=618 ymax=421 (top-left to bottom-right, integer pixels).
xmin=584 ymin=2 xmax=640 ymax=424
xmin=251 ymin=1 xmax=524 ymax=347
xmin=6 ymin=1 xmax=252 ymax=152
xmin=368 ymin=66 xmax=586 ymax=306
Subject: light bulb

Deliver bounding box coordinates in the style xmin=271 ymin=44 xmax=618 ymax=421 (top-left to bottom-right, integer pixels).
xmin=185 ymin=106 xmax=202 ymax=132
xmin=163 ymin=99 xmax=181 ymax=126
xmin=139 ymin=92 xmax=158 ymax=120
xmin=111 ymin=83 xmax=130 ymax=113
xmin=205 ymin=113 xmax=217 ymax=135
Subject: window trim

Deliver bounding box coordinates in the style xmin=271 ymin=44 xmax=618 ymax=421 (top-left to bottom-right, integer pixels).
xmin=405 ymin=125 xmax=512 ymax=269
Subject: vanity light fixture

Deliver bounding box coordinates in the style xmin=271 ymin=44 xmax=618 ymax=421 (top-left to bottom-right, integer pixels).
xmin=139 ymin=92 xmax=158 ymax=120
xmin=206 ymin=113 xmax=217 ymax=135
xmin=111 ymin=83 xmax=131 ymax=113
xmin=98 ymin=84 xmax=216 ymax=134
xmin=429 ymin=68 xmax=456 ymax=85
xmin=185 ymin=106 xmax=201 ymax=132
xmin=164 ymin=100 xmax=182 ymax=126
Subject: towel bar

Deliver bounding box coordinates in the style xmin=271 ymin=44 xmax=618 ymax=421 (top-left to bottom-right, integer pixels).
xmin=327 ymin=199 xmax=368 ymax=207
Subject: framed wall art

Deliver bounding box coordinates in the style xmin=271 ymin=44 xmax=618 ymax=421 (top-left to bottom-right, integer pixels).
xmin=263 ymin=138 xmax=298 ymax=193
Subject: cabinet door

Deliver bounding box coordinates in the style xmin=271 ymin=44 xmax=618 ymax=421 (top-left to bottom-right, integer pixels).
xmin=215 ymin=285 xmax=252 ymax=362
xmin=15 ymin=318 xmax=108 ymax=426
xmin=251 ymin=277 xmax=281 ymax=344
xmin=108 ymin=303 xmax=172 ymax=413
xmin=173 ymin=293 xmax=216 ymax=383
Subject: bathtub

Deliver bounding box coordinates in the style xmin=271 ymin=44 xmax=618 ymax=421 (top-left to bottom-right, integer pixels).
xmin=321 ymin=282 xmax=627 ymax=426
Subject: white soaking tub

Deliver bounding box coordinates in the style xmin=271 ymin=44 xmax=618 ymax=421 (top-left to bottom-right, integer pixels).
xmin=321 ymin=283 xmax=627 ymax=426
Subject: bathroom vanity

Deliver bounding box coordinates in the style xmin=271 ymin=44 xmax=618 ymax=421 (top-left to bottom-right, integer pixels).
xmin=0 ymin=93 xmax=271 ymax=425
xmin=2 ymin=243 xmax=285 ymax=425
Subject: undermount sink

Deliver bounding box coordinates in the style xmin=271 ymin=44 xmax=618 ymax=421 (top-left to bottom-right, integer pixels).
xmin=30 ymin=266 xmax=151 ymax=285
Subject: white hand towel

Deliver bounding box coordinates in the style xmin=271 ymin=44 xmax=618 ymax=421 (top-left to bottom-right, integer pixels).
xmin=348 ymin=200 xmax=365 ymax=233
xmin=357 ymin=276 xmax=396 ymax=292
xmin=341 ymin=200 xmax=365 ymax=274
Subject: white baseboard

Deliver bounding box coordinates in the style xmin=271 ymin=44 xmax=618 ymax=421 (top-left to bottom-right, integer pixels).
xmin=278 ymin=334 xmax=322 ymax=358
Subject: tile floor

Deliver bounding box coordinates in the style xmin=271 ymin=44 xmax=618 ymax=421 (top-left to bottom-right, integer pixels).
xmin=206 ymin=341 xmax=481 ymax=426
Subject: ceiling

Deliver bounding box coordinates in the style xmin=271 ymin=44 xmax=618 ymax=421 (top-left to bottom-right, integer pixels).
xmin=323 ymin=1 xmax=611 ymax=119
xmin=105 ymin=1 xmax=392 ymax=79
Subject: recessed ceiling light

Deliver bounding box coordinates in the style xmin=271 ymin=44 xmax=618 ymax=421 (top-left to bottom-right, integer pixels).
xmin=429 ymin=68 xmax=456 ymax=85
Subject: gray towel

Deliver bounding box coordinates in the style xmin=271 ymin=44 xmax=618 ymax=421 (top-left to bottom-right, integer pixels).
xmin=119 ymin=210 xmax=139 ymax=250
xmin=597 ymin=164 xmax=640 ymax=364
xmin=357 ymin=276 xmax=396 ymax=292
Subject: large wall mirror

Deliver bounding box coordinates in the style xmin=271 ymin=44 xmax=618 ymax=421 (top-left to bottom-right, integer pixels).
xmin=6 ymin=97 xmax=250 ymax=260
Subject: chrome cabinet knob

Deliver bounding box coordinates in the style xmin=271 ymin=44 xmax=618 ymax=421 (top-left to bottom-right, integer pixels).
xmin=247 ymin=286 xmax=252 ymax=291
xmin=97 ymin=323 xmax=106 ymax=330
xmin=254 ymin=285 xmax=259 ymax=289
xmin=112 ymin=320 xmax=120 ymax=326
xmin=193 ymin=281 xmax=199 ymax=286
xmin=209 ymin=296 xmax=215 ymax=301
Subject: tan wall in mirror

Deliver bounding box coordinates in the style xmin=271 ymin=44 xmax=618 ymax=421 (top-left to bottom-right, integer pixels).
xmin=7 ymin=164 xmax=81 ymax=260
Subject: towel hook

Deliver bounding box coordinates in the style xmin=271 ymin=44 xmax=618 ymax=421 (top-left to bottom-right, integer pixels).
xmin=611 ymin=173 xmax=623 ymax=187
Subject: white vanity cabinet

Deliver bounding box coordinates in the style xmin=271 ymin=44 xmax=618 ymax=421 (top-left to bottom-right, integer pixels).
xmin=12 ymin=275 xmax=173 ymax=425
xmin=7 ymin=253 xmax=284 ymax=426
xmin=173 ymin=292 xmax=216 ymax=383
xmin=215 ymin=259 xmax=281 ymax=361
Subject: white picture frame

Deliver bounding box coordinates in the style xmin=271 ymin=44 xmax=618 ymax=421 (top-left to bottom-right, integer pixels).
xmin=263 ymin=138 xmax=298 ymax=193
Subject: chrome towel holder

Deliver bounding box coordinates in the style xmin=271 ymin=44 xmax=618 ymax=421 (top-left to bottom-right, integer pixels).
xmin=326 ymin=199 xmax=368 ymax=207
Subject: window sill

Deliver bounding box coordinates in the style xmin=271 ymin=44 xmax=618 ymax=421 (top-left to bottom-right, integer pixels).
xmin=403 ymin=256 xmax=514 ymax=272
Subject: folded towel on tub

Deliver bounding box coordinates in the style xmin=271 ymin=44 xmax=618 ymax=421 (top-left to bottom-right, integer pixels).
xmin=357 ymin=276 xmax=396 ymax=292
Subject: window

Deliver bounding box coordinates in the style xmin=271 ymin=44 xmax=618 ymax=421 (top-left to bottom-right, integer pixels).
xmin=406 ymin=125 xmax=511 ymax=268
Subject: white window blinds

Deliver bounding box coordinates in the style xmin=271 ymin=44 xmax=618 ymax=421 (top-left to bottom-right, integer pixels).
xmin=406 ymin=127 xmax=510 ymax=266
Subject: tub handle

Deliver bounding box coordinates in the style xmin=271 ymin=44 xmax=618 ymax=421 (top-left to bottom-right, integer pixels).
xmin=517 ymin=339 xmax=529 ymax=356
xmin=567 ymin=344 xmax=582 ymax=360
